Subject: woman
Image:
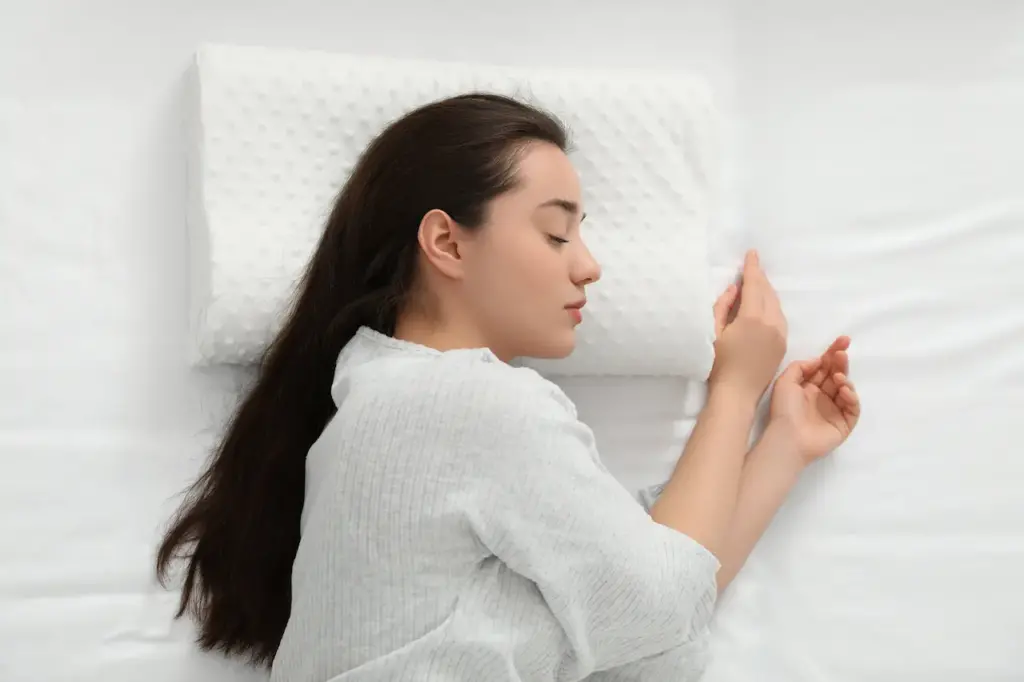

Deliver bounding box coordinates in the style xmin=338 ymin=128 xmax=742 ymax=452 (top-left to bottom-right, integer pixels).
xmin=157 ymin=93 xmax=860 ymax=681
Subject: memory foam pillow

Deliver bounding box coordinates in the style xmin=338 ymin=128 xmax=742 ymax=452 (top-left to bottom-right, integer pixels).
xmin=186 ymin=43 xmax=720 ymax=377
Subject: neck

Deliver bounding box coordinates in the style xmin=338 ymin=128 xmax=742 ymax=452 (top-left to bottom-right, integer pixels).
xmin=393 ymin=309 xmax=494 ymax=357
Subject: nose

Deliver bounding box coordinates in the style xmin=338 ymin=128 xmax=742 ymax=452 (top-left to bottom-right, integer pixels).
xmin=572 ymin=241 xmax=602 ymax=286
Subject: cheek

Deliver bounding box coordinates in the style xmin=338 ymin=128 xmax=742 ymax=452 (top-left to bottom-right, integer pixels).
xmin=467 ymin=235 xmax=557 ymax=307
xmin=506 ymin=239 xmax=563 ymax=297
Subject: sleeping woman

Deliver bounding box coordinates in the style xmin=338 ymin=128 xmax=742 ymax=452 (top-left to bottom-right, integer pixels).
xmin=156 ymin=92 xmax=860 ymax=682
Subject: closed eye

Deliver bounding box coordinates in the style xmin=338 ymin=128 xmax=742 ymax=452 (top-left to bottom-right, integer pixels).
xmin=548 ymin=235 xmax=569 ymax=246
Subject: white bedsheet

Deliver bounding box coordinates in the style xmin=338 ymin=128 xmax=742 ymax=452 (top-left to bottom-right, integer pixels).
xmin=2 ymin=2 xmax=1023 ymax=681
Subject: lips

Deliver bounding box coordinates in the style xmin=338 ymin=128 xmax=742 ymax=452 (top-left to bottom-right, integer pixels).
xmin=566 ymin=300 xmax=585 ymax=325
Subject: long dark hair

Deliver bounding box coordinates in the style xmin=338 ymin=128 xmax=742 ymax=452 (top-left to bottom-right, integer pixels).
xmin=156 ymin=92 xmax=568 ymax=667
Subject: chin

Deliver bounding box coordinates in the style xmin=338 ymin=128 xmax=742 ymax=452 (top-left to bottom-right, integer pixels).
xmin=522 ymin=329 xmax=577 ymax=360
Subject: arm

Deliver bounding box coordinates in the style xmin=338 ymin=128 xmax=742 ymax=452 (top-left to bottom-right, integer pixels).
xmin=714 ymin=424 xmax=805 ymax=592
xmin=715 ymin=335 xmax=862 ymax=592
xmin=458 ymin=365 xmax=720 ymax=677
xmin=647 ymin=249 xmax=787 ymax=562
xmin=647 ymin=384 xmax=759 ymax=561
xmin=596 ymin=427 xmax=799 ymax=682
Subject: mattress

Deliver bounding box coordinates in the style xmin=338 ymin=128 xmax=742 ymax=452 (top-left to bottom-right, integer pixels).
xmin=2 ymin=3 xmax=1023 ymax=682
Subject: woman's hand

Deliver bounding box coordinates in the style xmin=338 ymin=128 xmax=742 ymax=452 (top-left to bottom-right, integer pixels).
xmin=709 ymin=250 xmax=788 ymax=404
xmin=652 ymin=249 xmax=785 ymax=559
xmin=768 ymin=335 xmax=862 ymax=464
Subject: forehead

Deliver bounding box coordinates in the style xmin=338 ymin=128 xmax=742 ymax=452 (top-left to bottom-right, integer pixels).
xmin=509 ymin=142 xmax=581 ymax=202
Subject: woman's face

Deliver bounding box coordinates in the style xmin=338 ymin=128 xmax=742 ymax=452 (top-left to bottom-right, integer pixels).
xmin=459 ymin=142 xmax=602 ymax=362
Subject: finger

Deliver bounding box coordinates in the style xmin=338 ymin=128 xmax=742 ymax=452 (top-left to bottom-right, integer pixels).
xmin=809 ymin=351 xmax=833 ymax=387
xmin=738 ymin=250 xmax=765 ymax=314
xmin=831 ymin=349 xmax=849 ymax=378
xmin=825 ymin=339 xmax=850 ymax=375
xmin=811 ymin=337 xmax=850 ymax=386
xmin=743 ymin=248 xmax=760 ymax=277
xmin=758 ymin=259 xmax=779 ymax=298
xmin=832 ymin=375 xmax=861 ymax=431
xmin=821 ymin=370 xmax=845 ymax=400
xmin=839 ymin=383 xmax=860 ymax=418
xmin=775 ymin=356 xmax=822 ymax=388
xmin=766 ymin=281 xmax=786 ymax=332
xmin=776 ymin=359 xmax=808 ymax=385
xmin=799 ymin=356 xmax=823 ymax=381
xmin=824 ymin=335 xmax=851 ymax=354
xmin=712 ymin=284 xmax=739 ymax=337
xmin=749 ymin=255 xmax=786 ymax=329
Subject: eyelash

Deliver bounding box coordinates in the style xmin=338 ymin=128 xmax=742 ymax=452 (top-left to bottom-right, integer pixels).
xmin=548 ymin=235 xmax=569 ymax=246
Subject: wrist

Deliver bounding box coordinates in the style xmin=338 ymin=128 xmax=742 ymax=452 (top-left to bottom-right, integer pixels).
xmin=707 ymin=379 xmax=763 ymax=412
xmin=757 ymin=420 xmax=810 ymax=471
xmin=704 ymin=385 xmax=760 ymax=433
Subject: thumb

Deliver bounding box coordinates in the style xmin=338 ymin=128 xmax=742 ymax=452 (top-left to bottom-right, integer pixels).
xmin=713 ymin=284 xmax=739 ymax=338
xmin=777 ymin=357 xmax=821 ymax=385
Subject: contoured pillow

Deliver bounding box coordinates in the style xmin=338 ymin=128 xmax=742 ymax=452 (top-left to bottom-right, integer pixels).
xmin=187 ymin=43 xmax=720 ymax=378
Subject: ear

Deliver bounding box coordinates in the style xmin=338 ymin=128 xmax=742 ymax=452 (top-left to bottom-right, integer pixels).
xmin=417 ymin=209 xmax=466 ymax=280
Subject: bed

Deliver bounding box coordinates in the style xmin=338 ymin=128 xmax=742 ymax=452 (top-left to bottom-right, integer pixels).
xmin=2 ymin=2 xmax=1022 ymax=680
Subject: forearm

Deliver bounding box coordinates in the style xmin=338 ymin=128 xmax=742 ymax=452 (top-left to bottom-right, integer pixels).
xmin=715 ymin=425 xmax=805 ymax=592
xmin=648 ymin=384 xmax=758 ymax=560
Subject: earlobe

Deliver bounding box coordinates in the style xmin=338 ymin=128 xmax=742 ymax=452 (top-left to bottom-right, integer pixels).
xmin=417 ymin=209 xmax=465 ymax=280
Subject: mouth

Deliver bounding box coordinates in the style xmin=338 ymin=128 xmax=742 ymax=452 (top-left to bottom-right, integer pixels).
xmin=565 ymin=300 xmax=585 ymax=325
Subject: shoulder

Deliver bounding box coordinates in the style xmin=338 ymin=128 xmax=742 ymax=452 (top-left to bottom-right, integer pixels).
xmin=350 ymin=349 xmax=579 ymax=428
xmin=414 ymin=351 xmax=577 ymax=420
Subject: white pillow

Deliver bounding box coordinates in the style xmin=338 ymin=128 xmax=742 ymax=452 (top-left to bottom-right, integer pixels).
xmin=186 ymin=43 xmax=720 ymax=378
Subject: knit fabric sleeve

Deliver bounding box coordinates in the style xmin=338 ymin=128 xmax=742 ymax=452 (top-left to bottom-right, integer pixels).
xmin=447 ymin=358 xmax=720 ymax=679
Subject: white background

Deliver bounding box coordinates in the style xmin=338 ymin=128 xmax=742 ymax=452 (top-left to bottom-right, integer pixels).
xmin=3 ymin=1 xmax=1023 ymax=681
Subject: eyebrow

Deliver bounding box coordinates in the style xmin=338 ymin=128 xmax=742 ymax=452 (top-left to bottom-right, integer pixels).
xmin=538 ymin=198 xmax=587 ymax=222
